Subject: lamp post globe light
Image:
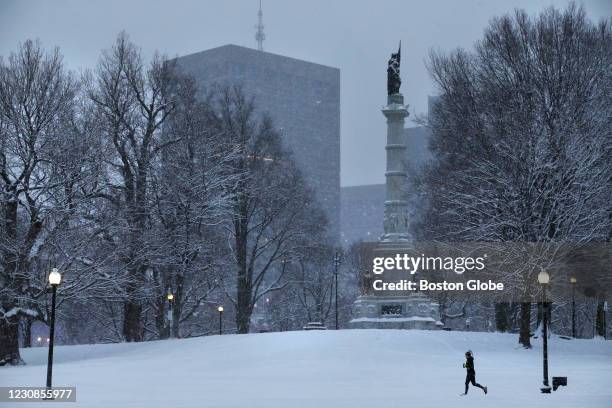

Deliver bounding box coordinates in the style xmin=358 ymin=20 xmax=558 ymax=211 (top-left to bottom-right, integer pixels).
xmin=537 ymin=269 xmax=550 ymax=285
xmin=538 ymin=269 xmax=551 ymax=393
xmin=46 ymin=268 xmax=61 ymax=392
xmin=570 ymin=277 xmax=577 ymax=338
xmin=218 ymin=306 xmax=224 ymax=335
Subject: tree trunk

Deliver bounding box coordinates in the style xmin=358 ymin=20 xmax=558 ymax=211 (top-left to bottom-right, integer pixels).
xmin=21 ymin=317 xmax=32 ymax=348
xmin=155 ymin=297 xmax=168 ymax=339
xmin=518 ymin=302 xmax=532 ymax=348
xmin=121 ymin=258 xmax=145 ymax=341
xmin=172 ymin=297 xmax=181 ymax=339
xmin=0 ymin=314 xmax=23 ymax=365
xmin=234 ymin=196 xmax=252 ymax=334
xmin=172 ymin=272 xmax=185 ymax=338
xmin=123 ymin=301 xmax=143 ymax=342
xmin=1 ymin=196 xmax=23 ymax=365
xmin=121 ymin=263 xmax=145 ymax=341
xmin=236 ymin=275 xmax=252 ymax=334
xmin=595 ymin=300 xmax=605 ymax=337
xmin=121 ymin=227 xmax=146 ymax=341
xmin=495 ymin=302 xmax=509 ymax=332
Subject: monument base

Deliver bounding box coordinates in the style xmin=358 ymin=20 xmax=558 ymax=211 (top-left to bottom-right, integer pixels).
xmin=350 ymin=293 xmax=443 ymax=330
xmin=379 ymin=232 xmax=411 ymax=242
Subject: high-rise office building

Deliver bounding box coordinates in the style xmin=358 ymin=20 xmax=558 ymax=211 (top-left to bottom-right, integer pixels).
xmin=175 ymin=45 xmax=340 ymax=241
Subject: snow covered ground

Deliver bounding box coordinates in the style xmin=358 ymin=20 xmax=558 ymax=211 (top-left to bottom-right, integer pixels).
xmin=2 ymin=330 xmax=612 ymax=408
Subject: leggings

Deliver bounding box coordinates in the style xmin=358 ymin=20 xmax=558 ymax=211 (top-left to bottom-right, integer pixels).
xmin=465 ymin=371 xmax=485 ymax=394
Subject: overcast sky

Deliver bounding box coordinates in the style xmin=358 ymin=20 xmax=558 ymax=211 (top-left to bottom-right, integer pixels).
xmin=1 ymin=0 xmax=610 ymax=186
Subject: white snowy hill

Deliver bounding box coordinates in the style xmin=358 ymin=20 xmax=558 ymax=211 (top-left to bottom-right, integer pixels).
xmin=4 ymin=330 xmax=612 ymax=408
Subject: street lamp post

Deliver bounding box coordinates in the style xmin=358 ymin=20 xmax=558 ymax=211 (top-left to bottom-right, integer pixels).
xmin=46 ymin=268 xmax=62 ymax=392
xmin=604 ymin=301 xmax=608 ymax=340
xmin=538 ymin=269 xmax=551 ymax=393
xmin=570 ymin=277 xmax=577 ymax=338
xmin=167 ymin=293 xmax=174 ymax=338
xmin=218 ymin=306 xmax=224 ymax=335
xmin=333 ymin=252 xmax=341 ymax=330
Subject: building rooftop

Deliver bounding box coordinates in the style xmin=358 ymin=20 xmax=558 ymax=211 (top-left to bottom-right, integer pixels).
xmin=175 ymin=44 xmax=339 ymax=73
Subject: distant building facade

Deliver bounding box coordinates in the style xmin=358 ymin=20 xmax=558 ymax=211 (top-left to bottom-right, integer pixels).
xmin=175 ymin=45 xmax=341 ymax=241
xmin=340 ymin=184 xmax=385 ymax=245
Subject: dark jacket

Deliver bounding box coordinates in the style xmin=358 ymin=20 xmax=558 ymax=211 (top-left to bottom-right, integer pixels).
xmin=464 ymin=356 xmax=475 ymax=373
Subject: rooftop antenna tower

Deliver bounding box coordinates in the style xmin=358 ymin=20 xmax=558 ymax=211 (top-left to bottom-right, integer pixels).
xmin=255 ymin=0 xmax=265 ymax=51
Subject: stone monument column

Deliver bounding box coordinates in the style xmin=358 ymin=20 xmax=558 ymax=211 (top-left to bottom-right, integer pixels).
xmin=349 ymin=43 xmax=442 ymax=330
xmin=381 ymin=93 xmax=410 ymax=242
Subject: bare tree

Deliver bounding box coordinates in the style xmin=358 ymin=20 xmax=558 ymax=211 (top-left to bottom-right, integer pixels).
xmin=148 ymin=74 xmax=238 ymax=338
xmin=292 ymin=245 xmax=335 ymax=325
xmin=88 ymin=33 xmax=180 ymax=342
xmin=0 ymin=40 xmax=77 ymax=365
xmin=211 ymin=86 xmax=327 ymax=333
xmin=420 ymin=4 xmax=611 ymax=347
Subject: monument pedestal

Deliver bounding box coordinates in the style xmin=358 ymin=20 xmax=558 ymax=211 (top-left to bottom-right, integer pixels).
xmin=350 ymin=293 xmax=443 ymax=329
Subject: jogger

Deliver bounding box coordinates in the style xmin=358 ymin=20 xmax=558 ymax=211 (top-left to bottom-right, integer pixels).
xmin=461 ymin=350 xmax=488 ymax=395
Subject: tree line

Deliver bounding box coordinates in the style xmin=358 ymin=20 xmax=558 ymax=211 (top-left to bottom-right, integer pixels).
xmin=415 ymin=4 xmax=611 ymax=346
xmin=0 ymin=33 xmax=341 ymax=366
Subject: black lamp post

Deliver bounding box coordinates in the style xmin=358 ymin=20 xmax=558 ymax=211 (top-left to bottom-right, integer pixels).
xmin=46 ymin=268 xmax=61 ymax=391
xmin=604 ymin=301 xmax=608 ymax=340
xmin=570 ymin=277 xmax=577 ymax=338
xmin=538 ymin=269 xmax=551 ymax=393
xmin=167 ymin=293 xmax=174 ymax=338
xmin=333 ymin=252 xmax=341 ymax=330
xmin=218 ymin=306 xmax=224 ymax=335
